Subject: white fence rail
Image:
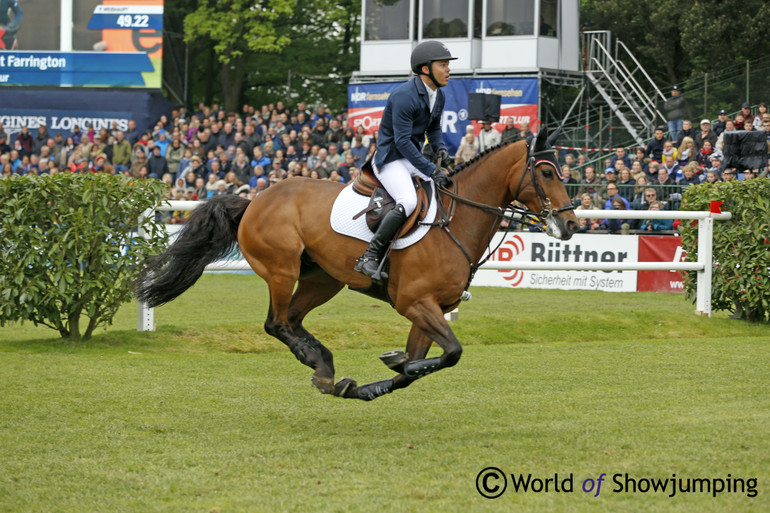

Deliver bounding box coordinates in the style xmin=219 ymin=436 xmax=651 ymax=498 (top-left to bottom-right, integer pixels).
xmin=137 ymin=202 xmax=731 ymax=330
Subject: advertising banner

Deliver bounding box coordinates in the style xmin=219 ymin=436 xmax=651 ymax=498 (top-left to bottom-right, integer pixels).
xmin=1 ymin=0 xmax=162 ymax=88
xmin=637 ymin=236 xmax=686 ymax=293
xmin=474 ymin=232 xmax=639 ymax=292
xmin=347 ymin=76 xmax=539 ymax=155
xmin=0 ymin=108 xmax=131 ymax=137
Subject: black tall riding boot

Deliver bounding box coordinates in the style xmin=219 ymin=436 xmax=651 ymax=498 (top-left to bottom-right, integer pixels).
xmin=354 ymin=204 xmax=407 ymax=280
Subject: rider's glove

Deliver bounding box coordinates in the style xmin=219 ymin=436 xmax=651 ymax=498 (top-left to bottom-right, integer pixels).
xmin=431 ymin=166 xmax=451 ymax=188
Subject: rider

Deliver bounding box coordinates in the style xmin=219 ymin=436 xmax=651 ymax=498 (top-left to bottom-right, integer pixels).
xmin=0 ymin=0 xmax=22 ymax=50
xmin=354 ymin=40 xmax=456 ymax=279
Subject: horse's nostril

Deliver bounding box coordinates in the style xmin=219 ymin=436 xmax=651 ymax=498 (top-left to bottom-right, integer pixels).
xmin=566 ymin=219 xmax=579 ymax=234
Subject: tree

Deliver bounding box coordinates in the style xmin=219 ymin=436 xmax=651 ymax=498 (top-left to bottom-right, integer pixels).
xmin=0 ymin=174 xmax=168 ymax=340
xmin=183 ymin=0 xmax=295 ymax=112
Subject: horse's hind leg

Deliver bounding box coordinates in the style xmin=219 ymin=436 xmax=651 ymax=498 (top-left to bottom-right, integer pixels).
xmin=286 ymin=273 xmax=344 ymax=394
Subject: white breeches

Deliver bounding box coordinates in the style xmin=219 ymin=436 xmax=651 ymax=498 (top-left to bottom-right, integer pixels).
xmin=373 ymin=158 xmax=429 ymax=216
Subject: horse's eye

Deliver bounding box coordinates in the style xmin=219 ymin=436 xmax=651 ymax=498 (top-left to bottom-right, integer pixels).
xmin=540 ymin=166 xmax=554 ymax=179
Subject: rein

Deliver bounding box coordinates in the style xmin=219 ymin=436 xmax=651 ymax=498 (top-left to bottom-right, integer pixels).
xmin=422 ymin=146 xmax=575 ymax=294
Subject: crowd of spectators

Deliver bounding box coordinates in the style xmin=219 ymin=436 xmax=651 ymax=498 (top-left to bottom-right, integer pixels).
xmin=1 ymin=97 xmax=767 ymax=233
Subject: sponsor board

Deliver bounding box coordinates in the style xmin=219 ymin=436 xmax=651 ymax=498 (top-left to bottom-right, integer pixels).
xmin=637 ymin=236 xmax=686 ymax=293
xmin=0 ymin=109 xmax=131 ymax=139
xmin=347 ymin=77 xmax=539 ymax=155
xmin=474 ymin=233 xmax=638 ymax=292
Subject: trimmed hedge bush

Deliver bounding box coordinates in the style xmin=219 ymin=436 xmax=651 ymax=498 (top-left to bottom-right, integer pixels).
xmin=0 ymin=174 xmax=168 ymax=339
xmin=681 ymin=179 xmax=770 ymax=322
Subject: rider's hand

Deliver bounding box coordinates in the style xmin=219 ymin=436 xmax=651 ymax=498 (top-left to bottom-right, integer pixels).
xmin=436 ymin=147 xmax=450 ymax=165
xmin=431 ymin=166 xmax=451 ymax=188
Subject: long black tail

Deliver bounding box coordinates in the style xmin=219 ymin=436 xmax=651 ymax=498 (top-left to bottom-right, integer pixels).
xmin=134 ymin=195 xmax=251 ymax=307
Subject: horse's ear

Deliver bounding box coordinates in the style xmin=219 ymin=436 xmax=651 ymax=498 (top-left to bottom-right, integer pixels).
xmin=535 ymin=128 xmax=548 ymax=151
xmin=546 ymin=127 xmax=561 ymax=148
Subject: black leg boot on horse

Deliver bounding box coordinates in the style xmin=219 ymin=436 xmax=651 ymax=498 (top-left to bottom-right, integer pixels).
xmin=354 ymin=204 xmax=407 ymax=281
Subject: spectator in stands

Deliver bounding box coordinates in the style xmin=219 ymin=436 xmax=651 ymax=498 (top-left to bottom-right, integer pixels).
xmin=676 ymin=120 xmax=695 ymax=146
xmin=617 ymin=167 xmax=635 ymax=203
xmin=603 ymin=182 xmax=629 ymax=209
xmin=0 ymin=133 xmax=9 ymax=156
xmin=646 ymin=127 xmax=667 ymax=163
xmin=721 ymin=168 xmax=737 ymax=182
xmin=716 ymin=120 xmax=735 ymax=152
xmin=661 ymin=154 xmax=681 ymax=180
xmin=455 ymin=125 xmax=479 ymax=164
xmin=479 ymin=121 xmax=501 ymax=152
xmin=601 ymin=195 xmax=630 ymax=233
xmin=694 ymin=119 xmax=718 ymax=151
xmin=519 ymin=121 xmax=534 ymax=145
xmin=326 ymin=143 xmax=342 ymax=169
xmin=33 ymin=125 xmax=48 ymax=155
xmin=677 ymin=162 xmax=700 ymax=188
xmin=146 ymin=145 xmax=169 ymax=179
xmin=130 ymin=147 xmax=147 ymax=178
xmin=15 ymin=126 xmax=33 ymax=155
xmin=112 ymin=131 xmax=132 ymax=172
xmin=501 ymin=118 xmax=518 ymax=143
xmin=740 ymin=102 xmax=754 ymax=128
xmin=579 ymin=165 xmax=601 ymax=201
xmin=641 ymin=201 xmax=673 ymax=231
xmin=575 ymin=192 xmax=601 ymax=232
xmin=677 ymin=137 xmax=696 ymax=167
xmin=664 ymin=86 xmax=687 ymax=141
xmin=69 ymin=148 xmax=88 ymax=173
xmin=349 ymin=135 xmax=369 ymax=165
xmin=610 ymin=146 xmax=631 ymax=169
xmin=125 ymin=120 xmax=140 ymax=145
xmin=697 ymin=140 xmax=717 ymax=168
xmin=704 ymin=170 xmax=721 ymax=183
xmin=601 ymin=167 xmax=618 ymax=188
xmin=631 ymin=176 xmax=649 ymax=208
xmin=713 ymin=109 xmax=729 ymax=136
xmin=165 ymin=137 xmax=185 ymax=177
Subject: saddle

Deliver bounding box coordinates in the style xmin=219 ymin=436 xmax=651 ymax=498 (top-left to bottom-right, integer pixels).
xmin=352 ymin=158 xmax=432 ymax=238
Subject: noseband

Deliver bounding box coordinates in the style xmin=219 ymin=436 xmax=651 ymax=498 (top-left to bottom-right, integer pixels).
xmin=514 ymin=147 xmax=576 ymax=221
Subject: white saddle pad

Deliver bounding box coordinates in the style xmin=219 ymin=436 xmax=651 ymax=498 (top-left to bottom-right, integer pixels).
xmin=330 ymin=183 xmax=437 ymax=250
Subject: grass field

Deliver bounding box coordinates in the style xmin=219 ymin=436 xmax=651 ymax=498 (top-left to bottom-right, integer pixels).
xmin=1 ymin=275 xmax=768 ymax=512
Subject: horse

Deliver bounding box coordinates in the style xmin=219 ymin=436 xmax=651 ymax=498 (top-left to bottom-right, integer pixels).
xmin=135 ymin=128 xmax=578 ymax=401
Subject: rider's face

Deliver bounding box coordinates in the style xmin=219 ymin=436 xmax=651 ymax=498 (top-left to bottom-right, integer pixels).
xmin=429 ymin=60 xmax=451 ymax=87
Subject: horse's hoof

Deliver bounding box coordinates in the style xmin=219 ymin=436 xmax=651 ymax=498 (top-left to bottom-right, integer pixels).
xmin=379 ymin=350 xmax=408 ymax=373
xmin=333 ymin=377 xmax=357 ymax=398
xmin=312 ymin=375 xmax=335 ymax=394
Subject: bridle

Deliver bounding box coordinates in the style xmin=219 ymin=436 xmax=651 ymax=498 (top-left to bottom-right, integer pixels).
xmin=423 ymin=142 xmax=575 ymax=296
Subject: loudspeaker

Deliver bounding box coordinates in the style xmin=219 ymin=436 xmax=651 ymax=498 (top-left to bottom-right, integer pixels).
xmin=467 ymin=93 xmax=501 ymax=122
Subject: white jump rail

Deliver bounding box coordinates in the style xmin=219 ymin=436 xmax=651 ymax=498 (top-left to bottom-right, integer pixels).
xmin=137 ymin=202 xmax=731 ymax=330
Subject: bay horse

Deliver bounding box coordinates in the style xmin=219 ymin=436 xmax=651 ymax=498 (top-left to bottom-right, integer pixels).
xmin=135 ymin=128 xmax=578 ymax=401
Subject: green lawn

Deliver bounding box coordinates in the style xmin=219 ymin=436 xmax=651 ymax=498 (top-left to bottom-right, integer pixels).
xmin=1 ymin=276 xmax=768 ymax=512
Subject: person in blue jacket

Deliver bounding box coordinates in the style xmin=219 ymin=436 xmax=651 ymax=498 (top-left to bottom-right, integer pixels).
xmin=354 ymin=40 xmax=456 ymax=279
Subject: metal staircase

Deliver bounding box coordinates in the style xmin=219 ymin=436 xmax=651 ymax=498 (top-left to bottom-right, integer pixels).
xmin=582 ymin=30 xmax=667 ymax=147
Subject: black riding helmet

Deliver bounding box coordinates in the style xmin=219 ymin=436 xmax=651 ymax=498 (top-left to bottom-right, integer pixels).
xmin=410 ymin=40 xmax=457 ymax=88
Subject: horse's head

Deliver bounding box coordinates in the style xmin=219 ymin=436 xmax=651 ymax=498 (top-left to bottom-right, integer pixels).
xmin=510 ymin=128 xmax=579 ymax=240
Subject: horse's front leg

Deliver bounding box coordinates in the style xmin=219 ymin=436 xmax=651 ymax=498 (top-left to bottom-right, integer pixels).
xmin=335 ymin=301 xmax=461 ymax=401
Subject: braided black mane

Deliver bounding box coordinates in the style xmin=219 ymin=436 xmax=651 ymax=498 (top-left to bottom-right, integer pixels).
xmin=449 ymin=137 xmax=524 ymax=177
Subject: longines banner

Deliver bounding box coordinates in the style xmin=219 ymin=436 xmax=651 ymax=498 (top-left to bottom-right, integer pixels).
xmin=347 ymin=77 xmax=539 ymax=155
xmin=473 ymin=233 xmax=686 ymax=293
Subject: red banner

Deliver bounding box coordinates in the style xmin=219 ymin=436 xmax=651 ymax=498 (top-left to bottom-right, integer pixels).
xmin=637 ymin=236 xmax=685 ymax=293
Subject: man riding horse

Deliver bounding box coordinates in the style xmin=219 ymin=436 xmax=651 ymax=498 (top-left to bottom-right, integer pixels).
xmin=354 ymin=41 xmax=455 ymax=279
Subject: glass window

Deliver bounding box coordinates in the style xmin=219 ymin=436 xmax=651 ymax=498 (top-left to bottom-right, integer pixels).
xmin=540 ymin=0 xmax=558 ymax=37
xmin=365 ymin=0 xmax=410 ymax=41
xmin=423 ymin=0 xmax=469 ymax=39
xmin=486 ymin=0 xmax=534 ymax=37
